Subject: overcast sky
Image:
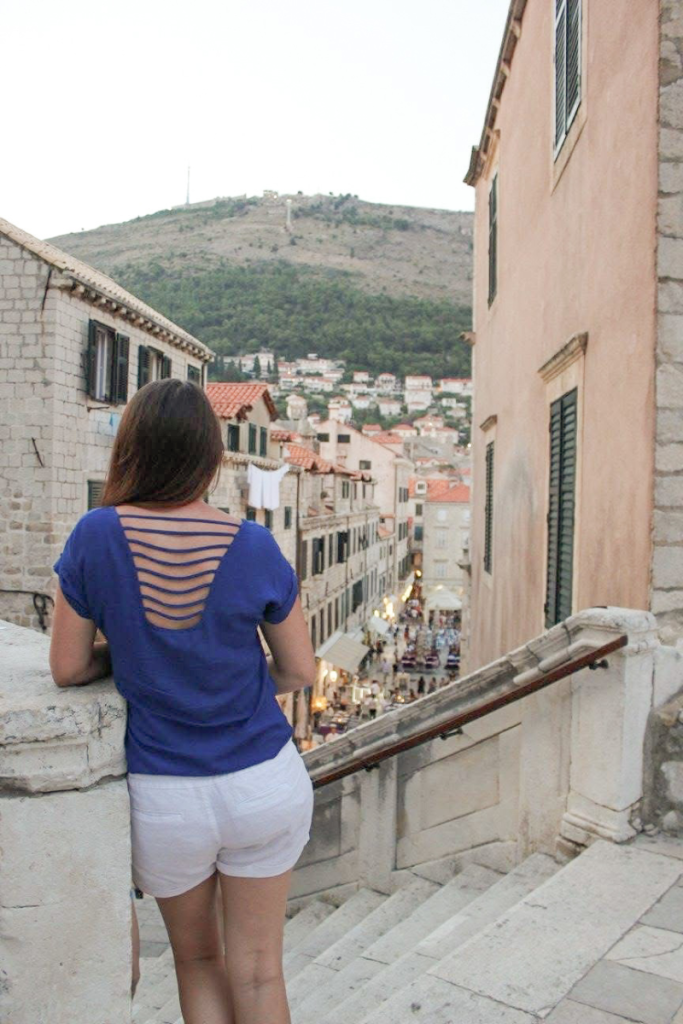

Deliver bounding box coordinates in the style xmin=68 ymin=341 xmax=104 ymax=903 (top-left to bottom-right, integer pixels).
xmin=3 ymin=0 xmax=510 ymax=240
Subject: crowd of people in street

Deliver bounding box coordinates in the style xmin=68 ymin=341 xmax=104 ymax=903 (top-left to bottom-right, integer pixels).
xmin=309 ymin=590 xmax=462 ymax=745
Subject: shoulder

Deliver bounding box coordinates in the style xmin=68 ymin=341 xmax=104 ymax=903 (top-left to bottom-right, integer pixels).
xmin=73 ymin=506 xmax=113 ymax=538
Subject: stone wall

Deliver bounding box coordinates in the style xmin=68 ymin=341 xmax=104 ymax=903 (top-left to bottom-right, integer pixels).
xmin=655 ymin=0 xmax=683 ymax=645
xmin=0 ymin=237 xmax=56 ymax=630
xmin=0 ymin=240 xmax=210 ymax=632
xmin=291 ymin=607 xmax=682 ymax=904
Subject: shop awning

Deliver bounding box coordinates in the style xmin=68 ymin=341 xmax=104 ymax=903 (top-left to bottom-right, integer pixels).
xmin=423 ymin=586 xmax=462 ymax=611
xmin=367 ymin=616 xmax=390 ymax=635
xmin=316 ymin=632 xmax=370 ymax=674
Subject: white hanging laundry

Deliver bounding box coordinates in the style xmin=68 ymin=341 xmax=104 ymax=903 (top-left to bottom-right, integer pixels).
xmin=246 ymin=463 xmax=289 ymax=510
xmin=247 ymin=462 xmax=264 ymax=508
xmin=262 ymin=465 xmax=290 ymax=510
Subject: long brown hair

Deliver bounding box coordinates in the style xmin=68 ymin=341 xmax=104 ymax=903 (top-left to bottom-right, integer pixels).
xmin=100 ymin=379 xmax=224 ymax=509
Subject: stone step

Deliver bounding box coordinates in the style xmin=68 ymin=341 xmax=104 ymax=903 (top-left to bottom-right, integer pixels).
xmin=283 ymin=887 xmax=387 ymax=982
xmin=284 ymin=899 xmax=337 ymax=953
xmin=429 ymin=838 xmax=683 ymax=1016
xmin=365 ymin=840 xmax=683 ymax=1023
xmin=132 ymin=948 xmax=179 ymax=1022
xmin=357 ymin=852 xmax=560 ymax=1024
xmin=320 ymin=863 xmax=502 ymax=1024
xmin=289 ymin=875 xmax=440 ymax=1019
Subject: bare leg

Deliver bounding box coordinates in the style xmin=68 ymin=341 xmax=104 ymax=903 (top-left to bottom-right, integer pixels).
xmin=156 ymin=872 xmax=233 ymax=1024
xmin=218 ymin=868 xmax=293 ymax=1024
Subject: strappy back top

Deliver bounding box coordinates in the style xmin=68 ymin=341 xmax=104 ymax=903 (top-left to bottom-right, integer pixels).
xmin=52 ymin=505 xmax=298 ymax=775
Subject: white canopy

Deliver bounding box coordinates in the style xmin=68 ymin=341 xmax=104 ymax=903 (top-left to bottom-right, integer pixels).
xmin=423 ymin=586 xmax=462 ymax=612
xmin=367 ymin=616 xmax=390 ymax=635
xmin=316 ymin=632 xmax=370 ymax=673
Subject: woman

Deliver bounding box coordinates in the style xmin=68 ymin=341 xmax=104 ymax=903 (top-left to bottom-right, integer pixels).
xmin=49 ymin=379 xmax=316 ymax=1024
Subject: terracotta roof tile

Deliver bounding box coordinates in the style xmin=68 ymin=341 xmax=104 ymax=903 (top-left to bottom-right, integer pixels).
xmin=206 ymin=383 xmax=277 ymax=421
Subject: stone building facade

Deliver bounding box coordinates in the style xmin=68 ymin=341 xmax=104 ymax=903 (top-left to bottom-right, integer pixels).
xmin=463 ymin=0 xmax=682 ymax=671
xmin=315 ymin=419 xmax=413 ymax=588
xmin=0 ymin=218 xmax=213 ymax=632
xmin=420 ymin=481 xmax=470 ymax=598
xmin=205 ymin=383 xmax=299 ymax=565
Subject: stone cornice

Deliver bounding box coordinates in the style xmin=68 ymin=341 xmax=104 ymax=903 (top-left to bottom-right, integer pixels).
xmin=464 ymin=0 xmax=528 ymax=186
xmin=538 ymin=332 xmax=588 ymax=384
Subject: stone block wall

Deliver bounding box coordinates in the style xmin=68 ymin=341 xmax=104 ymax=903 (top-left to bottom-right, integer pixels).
xmin=0 ymin=242 xmax=211 ymax=632
xmin=655 ymin=2 xmax=683 ymax=644
xmin=0 ymin=238 xmax=56 ymax=630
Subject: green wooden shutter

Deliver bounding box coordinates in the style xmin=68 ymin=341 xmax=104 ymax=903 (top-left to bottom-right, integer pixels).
xmin=138 ymin=346 xmax=150 ymax=389
xmin=161 ymin=354 xmax=172 ymax=379
xmin=566 ymin=0 xmax=581 ymax=120
xmin=187 ymin=365 xmax=201 ymax=383
xmin=86 ymin=320 xmax=98 ymax=397
xmin=483 ymin=440 xmax=494 ymax=573
xmin=300 ymin=539 xmax=308 ymax=580
xmin=555 ymin=1 xmax=567 ymax=147
xmin=114 ymin=333 xmax=130 ymax=404
xmin=545 ymin=388 xmax=577 ymax=626
xmin=259 ymin=426 xmax=268 ymax=457
xmin=488 ymin=175 xmax=498 ymax=305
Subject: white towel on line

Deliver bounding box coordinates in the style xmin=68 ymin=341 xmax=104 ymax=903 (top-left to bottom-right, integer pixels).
xmin=247 ymin=463 xmax=290 ymax=510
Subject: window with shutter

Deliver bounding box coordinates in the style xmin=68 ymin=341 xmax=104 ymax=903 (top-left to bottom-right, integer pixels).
xmin=187 ymin=365 xmax=201 ymax=383
xmin=248 ymin=424 xmax=257 ymax=454
xmin=483 ymin=440 xmax=494 ymax=573
xmin=86 ymin=321 xmax=98 ymax=398
xmin=284 ymin=506 xmax=292 ymax=529
xmin=227 ymin=424 xmax=240 ymax=452
xmin=488 ymin=174 xmax=498 ymax=306
xmin=161 ymin=354 xmax=172 ymax=379
xmin=264 ymin=509 xmax=273 ymax=530
xmin=87 ymin=480 xmax=104 ymax=509
xmin=545 ymin=388 xmax=577 ymax=627
xmin=246 ymin=506 xmax=256 ymax=521
xmin=259 ymin=426 xmax=268 ymax=457
xmin=87 ymin=320 xmax=118 ymax=401
xmin=311 ymin=614 xmax=316 ymax=648
xmin=138 ymin=346 xmax=151 ymax=389
xmin=300 ymin=539 xmax=308 ymax=580
xmin=114 ymin=333 xmax=130 ymax=404
xmin=555 ymin=0 xmax=581 ymax=154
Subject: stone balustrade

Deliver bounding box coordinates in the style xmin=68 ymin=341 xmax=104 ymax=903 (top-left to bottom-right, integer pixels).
xmin=292 ymin=607 xmax=683 ymax=903
xmin=0 ymin=619 xmax=132 ymax=1024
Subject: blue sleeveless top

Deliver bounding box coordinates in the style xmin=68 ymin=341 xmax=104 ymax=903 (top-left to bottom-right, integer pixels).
xmin=52 ymin=506 xmax=297 ymax=776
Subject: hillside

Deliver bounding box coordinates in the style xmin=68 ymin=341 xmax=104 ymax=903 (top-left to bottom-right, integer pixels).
xmin=49 ymin=193 xmax=474 ymax=378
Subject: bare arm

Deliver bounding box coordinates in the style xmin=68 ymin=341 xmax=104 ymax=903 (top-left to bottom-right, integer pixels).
xmin=260 ymin=596 xmax=316 ymax=695
xmin=49 ymin=582 xmax=112 ymax=687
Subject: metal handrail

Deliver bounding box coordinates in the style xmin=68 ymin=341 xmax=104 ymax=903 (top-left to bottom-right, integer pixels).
xmin=311 ymin=633 xmax=628 ymax=789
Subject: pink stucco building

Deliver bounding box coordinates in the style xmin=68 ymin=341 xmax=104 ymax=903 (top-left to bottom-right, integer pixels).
xmin=465 ymin=0 xmax=682 ymax=671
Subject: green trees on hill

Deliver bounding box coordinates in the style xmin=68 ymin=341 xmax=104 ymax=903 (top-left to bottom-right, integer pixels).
xmin=111 ymin=258 xmax=472 ymax=379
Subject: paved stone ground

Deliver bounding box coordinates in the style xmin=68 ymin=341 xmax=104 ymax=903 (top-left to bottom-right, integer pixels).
xmin=545 ymin=844 xmax=683 ymax=1024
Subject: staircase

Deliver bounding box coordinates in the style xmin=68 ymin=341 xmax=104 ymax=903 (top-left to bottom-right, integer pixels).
xmin=133 ymin=835 xmax=683 ymax=1023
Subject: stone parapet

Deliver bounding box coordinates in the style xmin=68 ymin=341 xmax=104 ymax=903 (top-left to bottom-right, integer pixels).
xmin=294 ymin=607 xmax=677 ymax=902
xmin=0 ymin=619 xmax=132 ymax=1024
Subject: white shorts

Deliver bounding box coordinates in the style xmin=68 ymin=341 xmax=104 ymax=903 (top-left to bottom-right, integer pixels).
xmin=127 ymin=739 xmax=314 ymax=898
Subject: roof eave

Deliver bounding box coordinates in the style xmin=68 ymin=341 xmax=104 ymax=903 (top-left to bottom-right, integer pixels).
xmin=463 ymin=0 xmax=528 ymax=188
